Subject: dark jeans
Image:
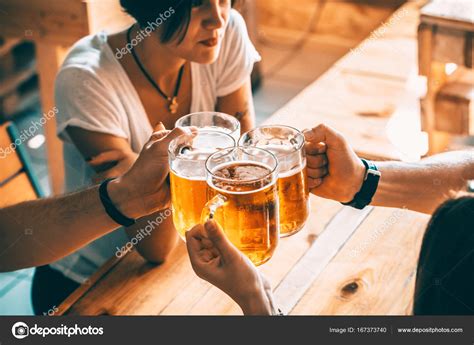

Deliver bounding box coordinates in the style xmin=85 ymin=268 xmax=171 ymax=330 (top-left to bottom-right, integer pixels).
xmin=31 ymin=265 xmax=80 ymax=315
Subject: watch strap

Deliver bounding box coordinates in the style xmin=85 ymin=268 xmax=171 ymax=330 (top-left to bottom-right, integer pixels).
xmin=99 ymin=178 xmax=136 ymax=227
xmin=342 ymin=159 xmax=380 ymax=210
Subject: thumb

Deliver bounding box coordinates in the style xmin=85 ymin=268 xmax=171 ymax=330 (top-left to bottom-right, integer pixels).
xmin=153 ymin=121 xmax=166 ymax=132
xmin=204 ymin=220 xmax=237 ymax=262
xmin=153 ymin=126 xmax=198 ymax=151
xmin=303 ymin=123 xmax=346 ymax=150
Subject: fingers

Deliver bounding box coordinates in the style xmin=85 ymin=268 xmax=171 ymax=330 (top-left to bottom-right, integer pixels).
xmin=307 ymin=153 xmax=327 ymax=169
xmin=307 ymin=166 xmax=328 ymax=179
xmin=303 ymin=123 xmax=336 ymax=143
xmin=308 ymin=177 xmax=323 ymax=189
xmin=204 ymin=220 xmax=236 ymax=263
xmin=305 ymin=141 xmax=326 ymax=156
xmin=88 ymin=150 xmax=127 ymax=167
xmin=153 ymin=121 xmax=166 ymax=132
xmin=149 ymin=130 xmax=170 ymax=142
xmin=146 ymin=126 xmax=198 ymax=151
xmin=185 ymin=224 xmax=206 ymax=263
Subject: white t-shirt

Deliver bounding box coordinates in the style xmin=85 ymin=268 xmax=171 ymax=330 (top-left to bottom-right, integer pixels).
xmin=51 ymin=9 xmax=261 ymax=283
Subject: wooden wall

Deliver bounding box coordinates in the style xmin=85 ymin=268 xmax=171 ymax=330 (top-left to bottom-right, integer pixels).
xmin=256 ymin=0 xmax=406 ymax=42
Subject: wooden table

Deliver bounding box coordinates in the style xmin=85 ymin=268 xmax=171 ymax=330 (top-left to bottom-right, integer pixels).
xmin=418 ymin=0 xmax=474 ymax=154
xmin=0 ymin=0 xmax=133 ymax=194
xmin=58 ymin=2 xmax=431 ymax=315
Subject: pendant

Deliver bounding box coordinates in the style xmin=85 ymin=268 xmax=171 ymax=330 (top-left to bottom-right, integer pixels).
xmin=168 ymin=97 xmax=178 ymax=114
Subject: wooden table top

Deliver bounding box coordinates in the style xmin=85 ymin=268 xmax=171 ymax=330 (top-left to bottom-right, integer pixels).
xmin=420 ymin=0 xmax=474 ymax=31
xmin=58 ymin=1 xmax=431 ymax=316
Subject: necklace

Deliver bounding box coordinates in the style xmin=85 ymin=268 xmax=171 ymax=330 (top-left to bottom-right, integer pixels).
xmin=127 ymin=25 xmax=185 ymax=114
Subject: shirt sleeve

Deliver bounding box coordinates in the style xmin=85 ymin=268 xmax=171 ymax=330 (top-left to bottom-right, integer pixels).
xmin=216 ymin=9 xmax=261 ymax=97
xmin=55 ymin=66 xmax=129 ymax=143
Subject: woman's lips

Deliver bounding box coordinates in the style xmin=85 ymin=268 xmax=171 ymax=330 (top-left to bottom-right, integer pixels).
xmin=199 ymin=37 xmax=218 ymax=47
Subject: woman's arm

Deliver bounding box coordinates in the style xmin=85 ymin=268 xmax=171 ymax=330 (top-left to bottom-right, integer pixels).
xmin=66 ymin=126 xmax=178 ymax=263
xmin=216 ymin=78 xmax=255 ymax=134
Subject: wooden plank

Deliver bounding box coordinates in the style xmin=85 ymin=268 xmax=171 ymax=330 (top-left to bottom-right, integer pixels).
xmin=36 ymin=43 xmax=68 ymax=195
xmin=0 ymin=123 xmax=22 ymax=183
xmin=435 ymin=77 xmax=474 ymax=135
xmin=265 ymin=68 xmax=407 ymax=161
xmin=420 ymin=0 xmax=474 ymax=32
xmin=433 ymin=27 xmax=469 ymax=66
xmin=0 ymin=0 xmax=88 ymax=45
xmin=0 ymin=172 xmax=36 ymax=208
xmin=57 ymin=254 xmax=123 ymax=316
xmin=274 ymin=206 xmax=373 ymax=314
xmin=178 ymin=197 xmax=343 ymax=315
xmin=292 ymin=207 xmax=429 ymax=315
xmin=61 ymin=197 xmax=344 ymax=315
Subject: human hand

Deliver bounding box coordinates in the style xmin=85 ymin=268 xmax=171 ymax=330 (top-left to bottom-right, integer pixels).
xmin=186 ymin=220 xmax=272 ymax=315
xmin=109 ymin=124 xmax=197 ymax=218
xmin=303 ymin=124 xmax=365 ymax=203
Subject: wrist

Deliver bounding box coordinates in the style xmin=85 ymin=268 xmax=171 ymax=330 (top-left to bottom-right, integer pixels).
xmin=107 ymin=177 xmax=146 ymax=219
xmin=237 ymin=286 xmax=272 ymax=316
xmin=342 ymin=160 xmax=366 ymax=203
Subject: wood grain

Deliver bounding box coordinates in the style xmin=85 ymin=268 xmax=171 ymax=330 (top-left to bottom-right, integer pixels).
xmin=61 ymin=197 xmax=343 ymax=315
xmin=0 ymin=173 xmax=37 ymax=208
xmin=291 ymin=207 xmax=429 ymax=315
xmin=0 ymin=123 xmax=22 ymax=183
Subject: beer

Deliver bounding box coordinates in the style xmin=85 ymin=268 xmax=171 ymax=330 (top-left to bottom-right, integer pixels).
xmin=169 ymin=130 xmax=236 ymax=239
xmin=206 ymin=159 xmax=279 ymax=266
xmin=170 ymin=169 xmax=208 ymax=239
xmin=239 ymin=126 xmax=310 ymax=237
xmin=278 ymin=164 xmax=309 ymax=235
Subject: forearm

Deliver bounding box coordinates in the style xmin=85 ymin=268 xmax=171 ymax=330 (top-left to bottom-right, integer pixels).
xmin=124 ymin=208 xmax=178 ymax=264
xmin=0 ymin=178 xmax=149 ymax=272
xmin=238 ymin=288 xmax=273 ymax=316
xmin=372 ymin=151 xmax=474 ymax=214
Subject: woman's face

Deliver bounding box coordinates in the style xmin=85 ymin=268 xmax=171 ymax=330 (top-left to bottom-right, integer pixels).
xmin=166 ymin=0 xmax=231 ymax=64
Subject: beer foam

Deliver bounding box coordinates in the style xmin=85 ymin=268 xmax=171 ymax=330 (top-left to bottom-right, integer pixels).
xmin=209 ymin=161 xmax=276 ymax=195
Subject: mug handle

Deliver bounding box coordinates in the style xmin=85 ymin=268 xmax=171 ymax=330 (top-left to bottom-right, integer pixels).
xmin=201 ymin=194 xmax=227 ymax=223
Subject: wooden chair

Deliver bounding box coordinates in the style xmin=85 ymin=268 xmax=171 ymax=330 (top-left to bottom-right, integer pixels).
xmin=0 ymin=121 xmax=44 ymax=208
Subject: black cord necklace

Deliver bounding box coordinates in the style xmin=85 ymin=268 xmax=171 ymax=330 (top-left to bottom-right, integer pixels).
xmin=127 ymin=25 xmax=185 ymax=114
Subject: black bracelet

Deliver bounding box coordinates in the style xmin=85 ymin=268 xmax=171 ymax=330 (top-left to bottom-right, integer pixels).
xmin=99 ymin=178 xmax=136 ymax=227
xmin=342 ymin=159 xmax=380 ymax=210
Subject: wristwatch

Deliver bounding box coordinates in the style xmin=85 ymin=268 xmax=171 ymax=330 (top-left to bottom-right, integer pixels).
xmin=342 ymin=159 xmax=381 ymax=210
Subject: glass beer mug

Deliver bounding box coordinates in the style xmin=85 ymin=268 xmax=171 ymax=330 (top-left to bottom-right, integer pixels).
xmin=169 ymin=130 xmax=236 ymax=239
xmin=239 ymin=125 xmax=310 ymax=237
xmin=175 ymin=111 xmax=241 ymax=141
xmin=202 ymin=146 xmax=280 ymax=266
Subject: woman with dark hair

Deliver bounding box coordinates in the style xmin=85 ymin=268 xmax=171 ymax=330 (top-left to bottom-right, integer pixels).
xmin=33 ymin=0 xmax=260 ymax=314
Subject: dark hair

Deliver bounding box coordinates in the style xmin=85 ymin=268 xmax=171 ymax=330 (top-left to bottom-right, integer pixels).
xmin=120 ymin=0 xmax=239 ymax=44
xmin=414 ymin=196 xmax=474 ymax=315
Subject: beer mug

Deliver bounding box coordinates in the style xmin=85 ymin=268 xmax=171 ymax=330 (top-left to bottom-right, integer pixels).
xmin=175 ymin=111 xmax=240 ymax=141
xmin=202 ymin=147 xmax=280 ymax=266
xmin=239 ymin=125 xmax=309 ymax=237
xmin=169 ymin=130 xmax=236 ymax=239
